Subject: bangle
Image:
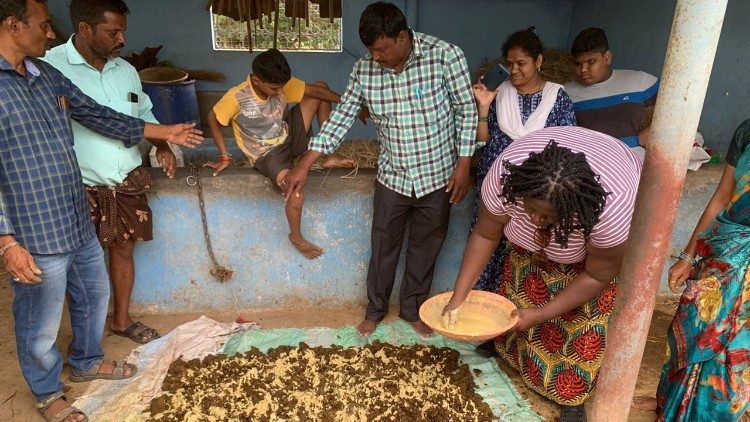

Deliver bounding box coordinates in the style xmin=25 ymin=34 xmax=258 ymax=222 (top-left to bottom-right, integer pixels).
xmin=218 ymin=154 xmax=232 ymax=162
xmin=478 ymin=116 xmax=489 ymax=123
xmin=0 ymin=241 xmax=20 ymax=256
xmin=675 ymin=251 xmax=698 ymax=266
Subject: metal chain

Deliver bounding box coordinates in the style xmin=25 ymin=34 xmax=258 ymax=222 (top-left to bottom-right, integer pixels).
xmin=189 ymin=165 xmax=234 ymax=282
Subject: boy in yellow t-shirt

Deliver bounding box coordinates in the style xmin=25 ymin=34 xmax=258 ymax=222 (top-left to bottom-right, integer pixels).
xmin=205 ymin=48 xmax=357 ymax=259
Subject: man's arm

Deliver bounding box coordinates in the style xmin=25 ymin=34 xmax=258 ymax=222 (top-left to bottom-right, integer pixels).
xmin=0 ymin=195 xmax=41 ymax=283
xmin=283 ymin=68 xmax=366 ymax=200
xmin=443 ymin=45 xmax=478 ymax=203
xmin=303 ymin=82 xmax=368 ymax=124
xmin=203 ymin=110 xmax=234 ymax=176
xmin=444 ymin=44 xmax=478 ymax=157
xmin=135 ymin=90 xmax=177 ymax=178
xmin=62 ymin=75 xmax=202 ymax=148
xmin=638 ymin=76 xmax=659 ymax=147
xmin=303 ymin=82 xmax=341 ymax=103
xmin=0 ymin=192 xmax=15 ymax=242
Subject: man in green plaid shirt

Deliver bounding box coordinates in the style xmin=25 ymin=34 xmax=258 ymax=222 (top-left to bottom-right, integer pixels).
xmin=284 ymin=2 xmax=477 ymax=337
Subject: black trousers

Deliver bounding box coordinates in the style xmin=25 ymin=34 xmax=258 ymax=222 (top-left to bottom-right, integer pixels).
xmin=364 ymin=181 xmax=452 ymax=322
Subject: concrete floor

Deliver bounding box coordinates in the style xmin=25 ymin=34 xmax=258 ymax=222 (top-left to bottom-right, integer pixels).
xmin=0 ymin=268 xmax=673 ymax=421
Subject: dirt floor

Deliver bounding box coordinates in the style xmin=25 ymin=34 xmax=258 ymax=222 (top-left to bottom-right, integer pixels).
xmin=0 ymin=267 xmax=676 ymax=421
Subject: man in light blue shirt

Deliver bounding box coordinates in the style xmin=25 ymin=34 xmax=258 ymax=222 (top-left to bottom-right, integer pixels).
xmin=44 ymin=0 xmax=174 ymax=344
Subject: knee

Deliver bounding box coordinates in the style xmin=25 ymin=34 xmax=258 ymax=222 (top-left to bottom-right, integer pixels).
xmin=108 ymin=241 xmax=135 ymax=259
xmin=286 ymin=193 xmax=305 ymax=211
xmin=313 ymin=80 xmax=328 ymax=89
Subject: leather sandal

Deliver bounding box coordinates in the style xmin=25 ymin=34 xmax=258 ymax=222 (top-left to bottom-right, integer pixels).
xmin=36 ymin=394 xmax=88 ymax=422
xmin=69 ymin=359 xmax=137 ymax=383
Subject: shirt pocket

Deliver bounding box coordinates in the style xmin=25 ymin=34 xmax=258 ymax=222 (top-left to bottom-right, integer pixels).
xmin=108 ymin=99 xmax=138 ymax=117
xmin=410 ymin=83 xmax=445 ymax=128
xmin=49 ymin=96 xmax=75 ymax=146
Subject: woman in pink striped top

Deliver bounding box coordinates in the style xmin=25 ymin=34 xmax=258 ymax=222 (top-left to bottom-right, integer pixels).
xmin=444 ymin=126 xmax=642 ymax=421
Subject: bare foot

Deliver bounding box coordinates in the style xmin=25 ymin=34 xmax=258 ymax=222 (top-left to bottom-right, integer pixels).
xmin=288 ymin=234 xmax=324 ymax=259
xmin=631 ymin=396 xmax=657 ymax=411
xmin=40 ymin=398 xmax=87 ymax=422
xmin=321 ymin=154 xmax=356 ymax=169
xmin=409 ymin=320 xmax=434 ymax=337
xmin=357 ymin=320 xmax=378 ymax=336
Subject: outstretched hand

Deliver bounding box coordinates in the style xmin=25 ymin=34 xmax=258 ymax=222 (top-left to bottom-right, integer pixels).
xmin=162 ymin=123 xmax=203 ymax=148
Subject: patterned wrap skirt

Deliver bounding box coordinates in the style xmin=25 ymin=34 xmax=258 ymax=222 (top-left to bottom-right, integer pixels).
xmin=494 ymin=244 xmax=618 ymax=406
xmin=86 ymin=167 xmax=153 ymax=247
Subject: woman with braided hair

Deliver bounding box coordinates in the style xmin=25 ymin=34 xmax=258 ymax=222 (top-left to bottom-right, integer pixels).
xmin=444 ymin=126 xmax=642 ymax=422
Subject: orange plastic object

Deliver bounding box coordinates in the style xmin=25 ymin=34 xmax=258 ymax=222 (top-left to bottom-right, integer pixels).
xmin=419 ymin=290 xmax=519 ymax=342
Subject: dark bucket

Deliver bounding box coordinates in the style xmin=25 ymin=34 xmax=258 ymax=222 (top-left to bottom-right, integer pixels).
xmin=139 ymin=67 xmax=201 ymax=126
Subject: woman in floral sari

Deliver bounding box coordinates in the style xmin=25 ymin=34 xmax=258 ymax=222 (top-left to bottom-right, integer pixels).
xmin=650 ymin=120 xmax=750 ymax=421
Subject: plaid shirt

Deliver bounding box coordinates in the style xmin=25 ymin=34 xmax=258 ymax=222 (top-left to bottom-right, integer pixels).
xmin=0 ymin=56 xmax=146 ymax=254
xmin=309 ymin=31 xmax=477 ymax=198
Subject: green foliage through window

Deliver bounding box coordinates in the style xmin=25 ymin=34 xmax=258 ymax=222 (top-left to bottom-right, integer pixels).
xmin=210 ymin=3 xmax=341 ymax=52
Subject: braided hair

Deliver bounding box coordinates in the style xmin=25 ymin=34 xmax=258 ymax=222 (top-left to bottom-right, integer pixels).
xmin=500 ymin=140 xmax=609 ymax=247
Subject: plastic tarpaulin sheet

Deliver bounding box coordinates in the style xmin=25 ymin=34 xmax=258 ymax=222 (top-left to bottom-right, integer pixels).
xmin=72 ymin=317 xmax=540 ymax=421
xmin=73 ymin=316 xmax=258 ymax=421
xmin=222 ymin=320 xmax=541 ymax=422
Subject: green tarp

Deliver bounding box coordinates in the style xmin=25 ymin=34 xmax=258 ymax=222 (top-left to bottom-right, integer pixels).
xmin=222 ymin=320 xmax=541 ymax=421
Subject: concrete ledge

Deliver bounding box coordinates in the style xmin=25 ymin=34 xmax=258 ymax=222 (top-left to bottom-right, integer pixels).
xmin=132 ymin=167 xmax=473 ymax=313
xmin=131 ymin=164 xmax=722 ymax=313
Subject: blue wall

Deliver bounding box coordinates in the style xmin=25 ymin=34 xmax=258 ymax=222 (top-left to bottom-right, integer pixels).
xmin=47 ymin=0 xmax=750 ymax=150
xmin=47 ymin=0 xmax=573 ymax=140
xmin=127 ymin=165 xmax=717 ymax=313
xmin=130 ymin=169 xmax=475 ymax=312
xmin=569 ymin=0 xmax=750 ymax=153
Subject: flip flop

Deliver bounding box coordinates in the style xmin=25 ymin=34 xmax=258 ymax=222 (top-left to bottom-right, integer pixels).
xmin=69 ymin=359 xmax=137 ymax=383
xmin=111 ymin=321 xmax=160 ymax=344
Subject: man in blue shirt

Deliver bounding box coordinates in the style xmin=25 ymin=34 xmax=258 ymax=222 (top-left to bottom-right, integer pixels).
xmin=0 ymin=1 xmax=202 ymax=420
xmin=44 ymin=0 xmax=174 ymax=346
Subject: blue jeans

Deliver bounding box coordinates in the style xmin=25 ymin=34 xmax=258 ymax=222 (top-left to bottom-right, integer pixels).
xmin=11 ymin=236 xmax=110 ymax=402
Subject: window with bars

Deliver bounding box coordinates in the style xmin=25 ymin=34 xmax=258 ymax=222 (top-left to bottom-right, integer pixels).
xmin=210 ymin=2 xmax=341 ymax=52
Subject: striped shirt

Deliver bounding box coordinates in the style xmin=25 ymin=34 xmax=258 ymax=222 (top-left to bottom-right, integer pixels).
xmin=0 ymin=56 xmax=146 ymax=254
xmin=565 ymin=70 xmax=658 ymax=147
xmin=482 ymin=126 xmax=642 ymax=264
xmin=309 ymin=31 xmax=477 ymax=198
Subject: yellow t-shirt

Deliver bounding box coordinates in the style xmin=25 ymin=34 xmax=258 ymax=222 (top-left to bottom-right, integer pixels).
xmin=213 ymin=76 xmax=306 ymax=163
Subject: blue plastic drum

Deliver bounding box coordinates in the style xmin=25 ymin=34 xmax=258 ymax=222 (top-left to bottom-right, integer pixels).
xmin=139 ymin=67 xmax=201 ymax=126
